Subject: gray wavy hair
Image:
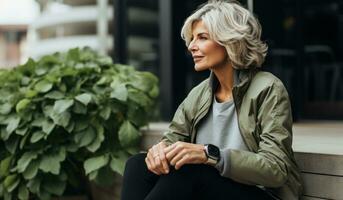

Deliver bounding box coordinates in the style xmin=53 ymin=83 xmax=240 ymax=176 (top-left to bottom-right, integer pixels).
xmin=181 ymin=0 xmax=268 ymax=69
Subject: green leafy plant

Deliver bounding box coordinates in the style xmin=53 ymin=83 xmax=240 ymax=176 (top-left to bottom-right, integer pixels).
xmin=0 ymin=47 xmax=159 ymax=200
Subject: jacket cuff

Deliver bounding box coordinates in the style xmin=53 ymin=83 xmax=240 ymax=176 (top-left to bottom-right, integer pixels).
xmin=215 ymin=149 xmax=231 ymax=178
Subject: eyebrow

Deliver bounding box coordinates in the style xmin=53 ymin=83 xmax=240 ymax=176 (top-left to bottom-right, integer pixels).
xmin=192 ymin=32 xmax=209 ymax=38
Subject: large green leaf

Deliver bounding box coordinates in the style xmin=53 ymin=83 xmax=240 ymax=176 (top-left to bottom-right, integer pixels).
xmin=21 ymin=76 xmax=30 ymax=86
xmin=15 ymin=126 xmax=28 ymax=136
xmin=128 ymin=89 xmax=152 ymax=107
xmin=99 ymin=106 xmax=111 ymax=120
xmin=65 ymin=120 xmax=75 ymax=133
xmin=118 ymin=121 xmax=141 ymax=147
xmin=19 ymin=134 xmax=29 ymax=150
xmin=18 ymin=184 xmax=29 ymax=200
xmin=149 ymin=85 xmax=159 ymax=98
xmin=42 ymin=179 xmax=66 ymax=196
xmin=35 ymin=66 xmax=48 ymax=76
xmin=72 ymin=101 xmax=87 ymax=114
xmin=53 ymin=99 xmax=74 ymax=114
xmin=17 ymin=152 xmax=38 ymax=173
xmin=30 ymin=131 xmax=45 ymax=143
xmin=84 ymin=154 xmax=109 ymax=175
xmin=4 ymin=174 xmax=19 ymax=192
xmin=0 ymin=183 xmax=3 ymax=197
xmin=75 ymin=93 xmax=92 ymax=106
xmin=44 ymin=91 xmax=65 ymax=99
xmin=110 ymin=151 xmax=128 ymax=175
xmin=110 ymin=83 xmax=128 ymax=101
xmin=27 ymin=177 xmax=41 ymax=194
xmin=42 ymin=119 xmax=55 ymax=135
xmin=128 ymin=105 xmax=148 ymax=127
xmin=31 ymin=116 xmax=45 ymax=127
xmin=67 ymin=48 xmax=80 ymax=61
xmin=0 ymin=156 xmax=12 ymax=178
xmin=39 ymin=148 xmax=66 ymax=175
xmin=23 ymin=160 xmax=40 ymax=180
xmin=88 ymin=170 xmax=98 ymax=181
xmin=0 ymin=103 xmax=12 ymax=115
xmin=86 ymin=124 xmax=104 ymax=152
xmin=34 ymin=80 xmax=53 ymax=93
xmin=5 ymin=136 xmax=19 ymax=154
xmin=1 ymin=128 xmax=10 ymax=141
xmin=50 ymin=111 xmax=71 ymax=128
xmin=25 ymin=89 xmax=38 ymax=98
xmin=74 ymin=120 xmax=88 ymax=132
xmin=6 ymin=115 xmax=20 ymax=135
xmin=128 ymin=72 xmax=158 ymax=92
xmin=74 ymin=126 xmax=96 ymax=147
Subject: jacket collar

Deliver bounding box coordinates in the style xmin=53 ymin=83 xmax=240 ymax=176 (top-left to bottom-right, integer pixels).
xmin=208 ymin=68 xmax=258 ymax=94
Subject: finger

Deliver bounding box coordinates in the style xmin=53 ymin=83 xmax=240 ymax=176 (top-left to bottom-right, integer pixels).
xmin=164 ymin=143 xmax=175 ymax=154
xmin=151 ymin=147 xmax=164 ymax=174
xmin=152 ymin=145 xmax=162 ymax=168
xmin=166 ymin=143 xmax=184 ymax=161
xmin=145 ymin=156 xmax=152 ymax=170
xmin=147 ymin=148 xmax=154 ymax=160
xmin=158 ymin=145 xmax=169 ymax=173
xmin=147 ymin=156 xmax=161 ymax=175
xmin=145 ymin=157 xmax=159 ymax=175
xmin=152 ymin=145 xmax=160 ymax=159
xmin=170 ymin=149 xmax=187 ymax=166
xmin=175 ymin=154 xmax=191 ymax=170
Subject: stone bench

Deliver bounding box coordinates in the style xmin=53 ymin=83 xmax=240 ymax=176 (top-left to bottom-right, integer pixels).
xmin=141 ymin=122 xmax=343 ymax=200
xmin=292 ymin=123 xmax=343 ymax=200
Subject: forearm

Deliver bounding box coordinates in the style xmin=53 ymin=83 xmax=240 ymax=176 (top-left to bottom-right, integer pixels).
xmin=227 ymin=149 xmax=288 ymax=187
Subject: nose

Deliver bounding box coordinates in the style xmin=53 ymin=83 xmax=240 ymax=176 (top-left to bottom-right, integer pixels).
xmin=188 ymin=40 xmax=198 ymax=52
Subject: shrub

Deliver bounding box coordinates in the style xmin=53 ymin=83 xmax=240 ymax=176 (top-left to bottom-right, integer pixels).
xmin=0 ymin=47 xmax=159 ymax=200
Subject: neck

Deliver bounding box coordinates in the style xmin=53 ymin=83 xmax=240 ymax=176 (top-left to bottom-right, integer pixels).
xmin=212 ymin=62 xmax=234 ymax=102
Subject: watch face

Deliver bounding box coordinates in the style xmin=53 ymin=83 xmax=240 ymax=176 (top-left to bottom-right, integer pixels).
xmin=208 ymin=144 xmax=220 ymax=158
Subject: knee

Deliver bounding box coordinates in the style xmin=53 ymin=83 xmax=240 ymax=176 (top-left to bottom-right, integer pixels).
xmin=124 ymin=153 xmax=147 ymax=173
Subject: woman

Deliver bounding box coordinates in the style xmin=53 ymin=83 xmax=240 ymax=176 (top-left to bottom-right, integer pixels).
xmin=121 ymin=1 xmax=302 ymax=199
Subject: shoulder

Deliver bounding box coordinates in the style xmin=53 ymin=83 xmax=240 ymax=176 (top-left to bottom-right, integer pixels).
xmin=249 ymin=71 xmax=288 ymax=96
xmin=181 ymin=78 xmax=211 ymax=113
xmin=188 ymin=78 xmax=211 ymax=97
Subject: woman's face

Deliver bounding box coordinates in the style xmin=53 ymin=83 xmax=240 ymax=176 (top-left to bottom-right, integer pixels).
xmin=188 ymin=20 xmax=228 ymax=71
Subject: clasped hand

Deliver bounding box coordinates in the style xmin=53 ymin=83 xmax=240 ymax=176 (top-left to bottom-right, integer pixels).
xmin=145 ymin=141 xmax=207 ymax=175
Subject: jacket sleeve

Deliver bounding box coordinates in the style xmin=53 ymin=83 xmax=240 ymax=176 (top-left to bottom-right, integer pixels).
xmin=228 ymin=80 xmax=293 ymax=187
xmin=160 ymin=99 xmax=192 ymax=146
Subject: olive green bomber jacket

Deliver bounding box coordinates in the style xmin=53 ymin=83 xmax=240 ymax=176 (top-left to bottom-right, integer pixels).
xmin=161 ymin=69 xmax=303 ymax=199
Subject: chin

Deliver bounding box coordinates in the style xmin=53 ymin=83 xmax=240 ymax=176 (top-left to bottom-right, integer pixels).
xmin=194 ymin=64 xmax=209 ymax=71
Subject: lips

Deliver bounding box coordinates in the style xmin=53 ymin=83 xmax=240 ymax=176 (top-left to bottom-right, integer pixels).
xmin=193 ymin=56 xmax=204 ymax=62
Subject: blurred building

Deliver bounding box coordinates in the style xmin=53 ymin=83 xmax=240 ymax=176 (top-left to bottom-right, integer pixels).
xmin=0 ymin=0 xmax=39 ymax=68
xmin=147 ymin=0 xmax=343 ymax=120
xmin=27 ymin=0 xmax=158 ymax=73
xmin=23 ymin=0 xmax=343 ymax=120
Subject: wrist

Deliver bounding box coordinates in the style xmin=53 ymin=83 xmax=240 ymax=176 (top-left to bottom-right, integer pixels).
xmin=203 ymin=144 xmax=220 ymax=166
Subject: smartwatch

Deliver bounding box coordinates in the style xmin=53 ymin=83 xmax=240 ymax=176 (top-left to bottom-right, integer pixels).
xmin=204 ymin=144 xmax=220 ymax=166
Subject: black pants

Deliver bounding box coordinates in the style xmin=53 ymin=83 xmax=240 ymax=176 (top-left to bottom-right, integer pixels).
xmin=121 ymin=153 xmax=274 ymax=200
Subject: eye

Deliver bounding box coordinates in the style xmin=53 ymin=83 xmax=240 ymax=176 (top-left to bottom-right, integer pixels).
xmin=199 ymin=35 xmax=208 ymax=40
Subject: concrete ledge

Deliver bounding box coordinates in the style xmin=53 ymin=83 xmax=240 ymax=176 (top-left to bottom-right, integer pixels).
xmin=302 ymin=196 xmax=328 ymax=200
xmin=140 ymin=122 xmax=169 ymax=150
xmin=294 ymin=152 xmax=343 ymax=176
xmin=301 ymin=173 xmax=343 ymax=199
xmin=140 ymin=122 xmax=343 ymax=199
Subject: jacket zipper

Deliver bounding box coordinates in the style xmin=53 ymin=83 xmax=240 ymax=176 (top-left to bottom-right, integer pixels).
xmin=232 ymin=86 xmax=252 ymax=151
xmin=190 ymin=91 xmax=212 ymax=143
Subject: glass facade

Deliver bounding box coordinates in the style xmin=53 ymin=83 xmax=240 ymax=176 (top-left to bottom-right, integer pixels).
xmin=116 ymin=0 xmax=343 ymax=120
xmin=255 ymin=0 xmax=343 ymax=119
